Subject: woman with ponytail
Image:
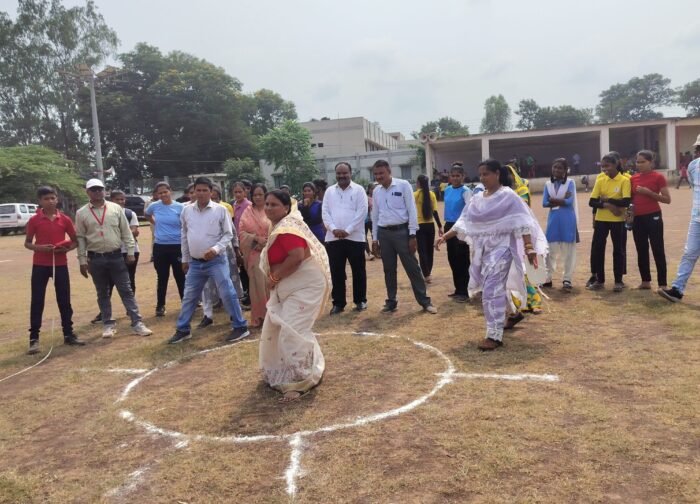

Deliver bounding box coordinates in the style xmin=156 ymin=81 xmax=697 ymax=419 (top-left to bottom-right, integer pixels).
xmin=436 ymin=160 xmax=546 ymax=350
xmin=413 ymin=174 xmax=443 ymax=282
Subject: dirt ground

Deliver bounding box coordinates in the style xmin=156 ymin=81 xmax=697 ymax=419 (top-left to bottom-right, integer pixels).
xmin=0 ymin=189 xmax=698 ymax=503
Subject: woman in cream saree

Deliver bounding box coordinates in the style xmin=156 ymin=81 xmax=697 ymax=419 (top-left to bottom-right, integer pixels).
xmin=259 ymin=190 xmax=331 ymax=402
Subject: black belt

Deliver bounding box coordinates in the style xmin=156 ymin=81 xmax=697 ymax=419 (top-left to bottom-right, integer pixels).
xmin=191 ymin=257 xmax=206 ymax=262
xmin=88 ymin=250 xmax=121 ymax=257
xmin=379 ymin=223 xmax=408 ymax=231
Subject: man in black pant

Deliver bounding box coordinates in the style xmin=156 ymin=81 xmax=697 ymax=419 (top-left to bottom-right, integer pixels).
xmin=322 ymin=162 xmax=369 ymax=314
xmin=24 ymin=186 xmax=85 ymax=354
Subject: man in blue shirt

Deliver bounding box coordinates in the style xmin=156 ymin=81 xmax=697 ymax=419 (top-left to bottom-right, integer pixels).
xmin=371 ymin=160 xmax=437 ymax=314
xmin=442 ymin=162 xmax=472 ymax=302
xmin=659 ymin=136 xmax=700 ymax=302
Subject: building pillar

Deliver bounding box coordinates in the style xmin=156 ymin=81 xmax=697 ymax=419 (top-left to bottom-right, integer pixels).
xmin=666 ymin=123 xmax=677 ymax=171
xmin=599 ymin=126 xmax=610 ymax=157
xmin=425 ymin=143 xmax=434 ymax=181
xmin=481 ymin=137 xmax=490 ymax=160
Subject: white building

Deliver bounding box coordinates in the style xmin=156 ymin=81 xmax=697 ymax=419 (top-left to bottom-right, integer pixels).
xmin=261 ymin=117 xmax=423 ymax=188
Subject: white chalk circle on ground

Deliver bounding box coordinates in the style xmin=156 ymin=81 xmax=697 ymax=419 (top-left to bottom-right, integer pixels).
xmin=111 ymin=331 xmax=559 ymax=497
xmin=116 ymin=331 xmax=456 ymax=444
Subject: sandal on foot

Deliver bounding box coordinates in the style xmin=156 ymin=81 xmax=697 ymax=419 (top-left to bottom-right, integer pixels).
xmin=504 ymin=312 xmax=524 ymax=329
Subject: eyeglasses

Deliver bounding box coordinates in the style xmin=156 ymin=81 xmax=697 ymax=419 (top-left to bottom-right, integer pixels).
xmin=87 ymin=187 xmax=104 ymax=192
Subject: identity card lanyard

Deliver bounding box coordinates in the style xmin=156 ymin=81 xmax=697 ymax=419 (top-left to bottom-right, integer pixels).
xmin=89 ymin=205 xmax=106 ymax=237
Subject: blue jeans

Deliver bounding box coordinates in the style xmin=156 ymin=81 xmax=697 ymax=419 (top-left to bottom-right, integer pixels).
xmin=176 ymin=255 xmax=247 ymax=332
xmin=672 ymin=219 xmax=700 ymax=294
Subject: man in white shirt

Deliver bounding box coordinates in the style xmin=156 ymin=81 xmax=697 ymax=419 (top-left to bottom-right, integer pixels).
xmin=371 ymin=160 xmax=437 ymax=314
xmin=168 ymin=177 xmax=249 ymax=344
xmin=322 ymin=162 xmax=369 ymax=314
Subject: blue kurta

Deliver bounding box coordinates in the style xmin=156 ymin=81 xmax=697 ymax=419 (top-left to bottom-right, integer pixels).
xmin=542 ymin=179 xmax=577 ymax=243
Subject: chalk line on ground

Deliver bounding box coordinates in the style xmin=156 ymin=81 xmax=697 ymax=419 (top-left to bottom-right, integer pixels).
xmin=285 ymin=433 xmax=305 ymax=497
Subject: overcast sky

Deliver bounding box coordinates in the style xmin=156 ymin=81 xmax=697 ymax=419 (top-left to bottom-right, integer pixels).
xmin=3 ymin=0 xmax=699 ymax=136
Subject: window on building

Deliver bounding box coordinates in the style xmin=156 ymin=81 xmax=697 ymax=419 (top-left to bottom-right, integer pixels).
xmin=317 ymin=142 xmax=324 ymax=147
xmin=400 ymin=165 xmax=412 ymax=181
xmin=272 ymin=174 xmax=284 ymax=188
xmin=311 ymin=143 xmax=316 ymax=147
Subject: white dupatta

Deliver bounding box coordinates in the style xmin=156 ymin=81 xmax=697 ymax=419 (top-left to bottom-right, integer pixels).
xmin=545 ymin=178 xmax=578 ymax=224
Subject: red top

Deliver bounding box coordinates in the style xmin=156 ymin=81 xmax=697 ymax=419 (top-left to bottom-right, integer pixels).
xmin=25 ymin=210 xmax=76 ymax=266
xmin=267 ymin=234 xmax=307 ymax=266
xmin=631 ymin=171 xmax=667 ymax=216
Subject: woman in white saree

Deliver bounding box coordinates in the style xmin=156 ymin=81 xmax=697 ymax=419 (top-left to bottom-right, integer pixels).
xmin=259 ymin=190 xmax=331 ymax=402
xmin=436 ymin=159 xmax=547 ymax=350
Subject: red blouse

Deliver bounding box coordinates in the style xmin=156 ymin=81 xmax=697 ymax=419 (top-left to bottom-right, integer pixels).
xmin=267 ymin=234 xmax=308 ymax=265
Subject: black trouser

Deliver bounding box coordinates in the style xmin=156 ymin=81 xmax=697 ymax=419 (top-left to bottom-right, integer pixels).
xmin=326 ymin=240 xmax=367 ymax=308
xmin=632 ymin=211 xmax=667 ymax=286
xmin=416 ymin=222 xmax=436 ymax=277
xmin=591 ymin=220 xmax=626 ymax=284
xmin=377 ymin=225 xmax=430 ymax=306
xmin=29 ymin=265 xmax=73 ymax=341
xmin=239 ymin=266 xmax=249 ymax=297
xmin=444 ymin=222 xmax=470 ymax=296
xmin=152 ymin=243 xmax=186 ymax=307
xmin=677 ymin=175 xmax=690 ymax=188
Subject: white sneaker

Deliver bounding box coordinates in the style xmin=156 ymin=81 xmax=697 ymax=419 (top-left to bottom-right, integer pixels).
xmin=132 ymin=321 xmax=153 ymax=336
xmin=102 ymin=325 xmax=116 ymax=338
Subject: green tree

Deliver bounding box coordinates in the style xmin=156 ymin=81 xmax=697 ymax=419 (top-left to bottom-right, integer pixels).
xmin=0 ymin=145 xmax=86 ymax=204
xmin=258 ymin=120 xmax=317 ymax=192
xmin=480 ymin=95 xmax=511 ymax=133
xmin=76 ymin=44 xmax=256 ymax=182
xmin=223 ymin=157 xmax=266 ymax=184
xmin=676 ymin=79 xmax=700 ymax=117
xmin=243 ymin=89 xmax=297 ymax=136
xmin=596 ymin=73 xmax=674 ymax=123
xmin=516 ymin=99 xmax=593 ymax=130
xmin=0 ymin=0 xmax=118 ymax=159
xmin=412 ymin=116 xmax=469 ymax=138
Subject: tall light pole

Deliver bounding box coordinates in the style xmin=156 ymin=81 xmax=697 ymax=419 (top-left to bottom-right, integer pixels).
xmin=59 ymin=64 xmax=117 ymax=182
xmin=82 ymin=65 xmax=105 ymax=181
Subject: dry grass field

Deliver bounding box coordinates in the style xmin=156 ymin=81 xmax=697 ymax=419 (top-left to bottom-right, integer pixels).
xmin=0 ymin=190 xmax=698 ymax=503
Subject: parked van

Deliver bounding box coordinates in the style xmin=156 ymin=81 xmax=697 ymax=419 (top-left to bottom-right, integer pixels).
xmin=0 ymin=203 xmax=36 ymax=235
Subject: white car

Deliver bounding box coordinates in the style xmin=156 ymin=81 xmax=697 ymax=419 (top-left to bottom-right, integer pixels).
xmin=0 ymin=203 xmax=37 ymax=235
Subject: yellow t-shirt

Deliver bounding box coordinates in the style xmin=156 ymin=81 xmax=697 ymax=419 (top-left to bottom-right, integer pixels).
xmin=414 ymin=189 xmax=438 ymax=224
xmin=218 ymin=201 xmax=234 ymax=218
xmin=590 ymin=173 xmax=631 ymax=222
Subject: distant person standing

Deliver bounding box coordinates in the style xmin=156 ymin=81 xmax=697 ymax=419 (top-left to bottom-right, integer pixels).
xmin=322 ymin=162 xmax=368 ymax=314
xmin=572 ymin=153 xmax=581 ymax=174
xmin=371 ymin=160 xmax=437 ymax=314
xmin=677 ymin=155 xmax=691 ymax=189
xmin=146 ymin=181 xmax=186 ymax=317
xmin=659 ymin=136 xmax=700 ymax=302
xmin=298 ymin=182 xmax=325 ymax=243
xmin=231 ymin=181 xmax=252 ymax=305
xmin=630 ymin=150 xmax=670 ymax=290
xmin=168 ymin=177 xmax=249 ymax=344
xmin=442 ymin=162 xmax=472 ymax=302
xmin=413 ymin=174 xmax=443 ymax=283
xmin=76 ymin=179 xmax=152 ymax=338
xmin=543 ymin=159 xmax=578 ymax=290
xmin=24 ymin=186 xmax=84 ymax=354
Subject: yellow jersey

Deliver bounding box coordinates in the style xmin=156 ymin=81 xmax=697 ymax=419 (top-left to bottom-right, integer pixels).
xmin=590 ymin=173 xmax=631 ymax=222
